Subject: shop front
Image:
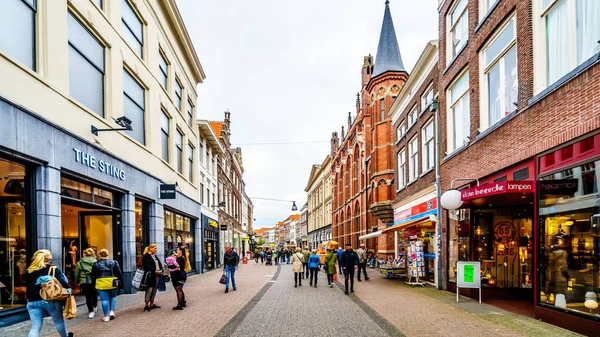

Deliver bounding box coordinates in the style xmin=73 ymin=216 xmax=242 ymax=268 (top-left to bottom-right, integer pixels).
xmin=535 ymin=133 xmax=600 ymax=334
xmin=445 ymin=160 xmax=536 ymax=307
xmin=202 ymin=215 xmax=219 ymax=271
xmin=0 ymin=97 xmax=202 ymax=326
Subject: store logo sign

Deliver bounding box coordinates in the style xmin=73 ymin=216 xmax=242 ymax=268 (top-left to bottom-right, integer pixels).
xmin=159 ymin=184 xmax=176 ymax=199
xmin=73 ymin=148 xmax=126 ymax=180
xmin=461 ymin=181 xmax=534 ymax=201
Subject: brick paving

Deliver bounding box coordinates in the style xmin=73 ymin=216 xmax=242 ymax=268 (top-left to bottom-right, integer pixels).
xmin=348 ymin=267 xmax=581 ymax=337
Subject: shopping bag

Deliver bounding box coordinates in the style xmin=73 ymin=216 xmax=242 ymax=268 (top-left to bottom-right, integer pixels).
xmin=157 ymin=275 xmax=166 ymax=292
xmin=333 ymin=273 xmax=337 ymax=281
xmin=132 ymin=268 xmax=148 ymax=290
xmin=64 ymin=295 xmax=77 ymax=320
xmin=219 ymin=271 xmax=227 ymax=284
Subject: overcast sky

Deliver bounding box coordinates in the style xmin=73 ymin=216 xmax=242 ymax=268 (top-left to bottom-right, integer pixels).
xmin=177 ymin=0 xmax=438 ymax=229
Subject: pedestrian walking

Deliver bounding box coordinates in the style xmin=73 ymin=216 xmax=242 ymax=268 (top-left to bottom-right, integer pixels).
xmin=223 ymin=245 xmax=239 ymax=293
xmin=324 ymin=248 xmax=337 ymax=287
xmin=308 ymin=249 xmax=321 ymax=288
xmin=74 ymin=248 xmax=97 ymax=318
xmin=142 ymin=244 xmax=163 ymax=312
xmin=301 ymin=247 xmax=311 ymax=279
xmin=356 ymin=244 xmax=370 ymax=281
xmin=291 ymin=247 xmax=304 ymax=287
xmin=254 ymin=249 xmax=260 ymax=264
xmin=168 ymin=246 xmax=189 ymax=310
xmin=25 ymin=249 xmax=72 ymax=337
xmin=91 ymin=249 xmax=123 ymax=322
xmin=260 ymin=249 xmax=265 ymax=264
xmin=337 ymin=247 xmax=344 ymax=274
xmin=265 ymin=249 xmax=273 ymax=265
xmin=340 ymin=242 xmax=359 ymax=295
xmin=286 ymin=249 xmax=291 ymax=264
xmin=274 ymin=250 xmax=279 ymax=265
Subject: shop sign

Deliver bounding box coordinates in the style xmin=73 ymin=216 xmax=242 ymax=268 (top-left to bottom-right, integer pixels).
xmin=159 ymin=184 xmax=176 ymax=199
xmin=209 ymin=220 xmax=218 ymax=228
xmin=393 ymin=198 xmax=437 ymax=226
xmin=73 ymin=148 xmax=126 ymax=180
xmin=220 ymin=224 xmax=227 ymax=231
xmin=461 ymin=181 xmax=534 ymax=201
xmin=539 ymin=179 xmax=578 ymax=195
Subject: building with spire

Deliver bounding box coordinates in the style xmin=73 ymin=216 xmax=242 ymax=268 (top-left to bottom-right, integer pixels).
xmin=331 ymin=1 xmax=408 ymax=256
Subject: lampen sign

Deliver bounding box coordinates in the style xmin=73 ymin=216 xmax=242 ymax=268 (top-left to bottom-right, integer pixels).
xmin=73 ymin=148 xmax=126 ymax=181
xmin=461 ymin=181 xmax=534 ymax=201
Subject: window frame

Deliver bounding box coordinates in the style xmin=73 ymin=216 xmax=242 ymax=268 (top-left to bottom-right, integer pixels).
xmin=408 ymin=136 xmax=419 ymax=182
xmin=421 ymin=118 xmax=435 ymax=172
xmin=397 ymin=148 xmax=406 ymax=190
xmin=407 ymin=106 xmax=418 ymax=129
xmin=123 ymin=68 xmax=146 ymax=145
xmin=479 ymin=0 xmax=499 ymax=22
xmin=380 ymin=98 xmax=385 ymax=122
xmin=446 ymin=70 xmax=470 ymax=154
xmin=187 ymin=98 xmax=194 ymax=125
xmin=121 ymin=0 xmax=144 ymax=59
xmin=421 ymin=84 xmax=434 ymax=113
xmin=396 ymin=121 xmax=407 ymax=142
xmin=0 ymin=0 xmax=37 ymax=70
xmin=174 ymin=77 xmax=183 ymax=111
xmin=160 ymin=110 xmax=170 ymax=163
xmin=158 ymin=49 xmax=168 ymax=90
xmin=447 ymin=0 xmax=469 ymax=61
xmin=187 ymin=142 xmax=194 ymax=182
xmin=176 ymin=129 xmax=183 ymax=175
xmin=479 ymin=15 xmax=517 ymax=131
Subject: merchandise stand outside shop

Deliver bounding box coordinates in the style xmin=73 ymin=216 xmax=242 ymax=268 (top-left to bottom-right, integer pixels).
xmin=406 ymin=241 xmax=425 ymax=287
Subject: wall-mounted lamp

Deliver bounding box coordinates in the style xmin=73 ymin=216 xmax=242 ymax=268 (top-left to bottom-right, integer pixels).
xmin=91 ymin=116 xmax=133 ymax=136
xmin=430 ymin=99 xmax=439 ymax=112
xmin=440 ymin=178 xmax=480 ymax=210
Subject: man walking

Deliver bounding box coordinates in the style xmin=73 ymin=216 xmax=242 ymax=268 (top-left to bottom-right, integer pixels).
xmin=302 ymin=247 xmax=311 ymax=279
xmin=340 ymin=242 xmax=359 ymax=295
xmin=356 ymin=244 xmax=370 ymax=281
xmin=337 ymin=248 xmax=344 ymax=274
xmin=223 ymin=245 xmax=239 ymax=293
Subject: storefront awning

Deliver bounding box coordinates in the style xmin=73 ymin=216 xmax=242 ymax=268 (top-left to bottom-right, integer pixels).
xmin=359 ymin=231 xmax=383 ymax=240
xmin=382 ymin=214 xmax=436 ymax=234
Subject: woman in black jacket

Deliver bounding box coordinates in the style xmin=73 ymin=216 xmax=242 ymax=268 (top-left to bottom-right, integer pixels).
xmin=142 ymin=243 xmax=163 ymax=312
xmin=91 ymin=249 xmax=123 ymax=322
xmin=170 ymin=246 xmax=189 ymax=310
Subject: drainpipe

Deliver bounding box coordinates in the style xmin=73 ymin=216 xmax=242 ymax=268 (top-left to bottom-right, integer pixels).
xmin=433 ymin=99 xmax=443 ymax=290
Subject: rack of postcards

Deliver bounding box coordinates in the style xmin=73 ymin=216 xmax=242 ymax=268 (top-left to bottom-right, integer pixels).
xmin=406 ymin=241 xmax=425 ymax=287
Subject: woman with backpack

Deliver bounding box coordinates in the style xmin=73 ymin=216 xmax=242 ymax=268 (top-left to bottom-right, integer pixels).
xmin=169 ymin=246 xmax=189 ymax=310
xmin=74 ymin=248 xmax=98 ymax=318
xmin=91 ymin=249 xmax=123 ymax=322
xmin=25 ymin=249 xmax=71 ymax=337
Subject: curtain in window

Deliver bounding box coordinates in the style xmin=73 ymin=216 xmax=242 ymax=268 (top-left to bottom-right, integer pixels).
xmin=576 ymin=0 xmax=600 ymax=64
xmin=546 ymin=0 xmax=569 ymax=84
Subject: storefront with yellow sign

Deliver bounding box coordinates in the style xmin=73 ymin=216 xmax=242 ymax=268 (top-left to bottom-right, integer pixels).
xmin=202 ymin=215 xmax=220 ymax=271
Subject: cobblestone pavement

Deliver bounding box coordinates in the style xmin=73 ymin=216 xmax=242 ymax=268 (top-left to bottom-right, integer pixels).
xmin=0 ymin=261 xmax=275 ymax=337
xmin=348 ymin=267 xmax=581 ymax=337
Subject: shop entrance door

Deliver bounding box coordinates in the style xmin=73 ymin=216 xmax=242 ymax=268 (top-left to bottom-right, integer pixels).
xmin=205 ymin=241 xmax=214 ymax=270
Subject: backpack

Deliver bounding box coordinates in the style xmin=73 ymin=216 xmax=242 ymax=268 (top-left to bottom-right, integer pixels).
xmin=40 ymin=266 xmax=70 ymax=301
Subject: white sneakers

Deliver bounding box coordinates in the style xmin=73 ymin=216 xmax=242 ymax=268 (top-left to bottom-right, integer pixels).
xmin=109 ymin=311 xmax=115 ymax=320
xmin=88 ymin=312 xmax=95 ymax=319
xmin=103 ymin=316 xmax=110 ymax=322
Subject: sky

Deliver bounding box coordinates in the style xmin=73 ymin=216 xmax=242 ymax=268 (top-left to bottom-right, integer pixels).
xmin=177 ymin=0 xmax=439 ymax=229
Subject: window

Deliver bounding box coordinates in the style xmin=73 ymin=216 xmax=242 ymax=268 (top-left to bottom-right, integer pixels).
xmin=0 ymin=0 xmax=36 ymax=69
xmin=482 ymin=18 xmax=517 ymax=129
xmin=175 ymin=78 xmax=182 ymax=110
xmin=176 ymin=130 xmax=183 ymax=174
xmin=94 ymin=0 xmax=102 ymax=9
xmin=158 ymin=51 xmax=168 ymax=89
xmin=397 ymin=149 xmax=406 ymax=189
xmin=187 ymin=143 xmax=194 ymax=182
xmin=422 ymin=119 xmax=435 ymax=172
xmin=448 ymin=0 xmax=468 ymax=59
xmin=123 ymin=69 xmax=145 ymax=144
xmin=447 ymin=71 xmax=470 ymax=153
xmin=408 ymin=137 xmax=419 ymax=181
xmin=396 ymin=122 xmax=407 ymax=141
xmin=539 ymin=0 xmax=600 ymax=87
xmin=206 ymin=151 xmax=210 ymax=169
xmin=408 ymin=106 xmax=418 ymax=127
xmin=160 ymin=111 xmax=169 ymax=162
xmin=421 ymin=85 xmax=434 ymax=111
xmin=199 ymin=138 xmax=204 ymax=165
xmin=479 ymin=0 xmax=499 ymax=20
xmin=380 ymin=98 xmax=385 ymax=122
xmin=121 ymin=0 xmax=143 ymax=58
xmin=187 ymin=99 xmax=194 ymax=125
xmin=68 ymin=12 xmax=105 ymax=117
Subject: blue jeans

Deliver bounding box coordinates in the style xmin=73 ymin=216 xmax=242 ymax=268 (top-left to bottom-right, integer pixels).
xmin=97 ymin=289 xmax=118 ymax=316
xmin=225 ymin=265 xmax=236 ymax=290
xmin=27 ymin=300 xmax=67 ymax=337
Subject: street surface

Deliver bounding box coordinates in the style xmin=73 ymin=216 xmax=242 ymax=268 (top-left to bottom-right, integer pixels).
xmin=0 ymin=263 xmax=582 ymax=337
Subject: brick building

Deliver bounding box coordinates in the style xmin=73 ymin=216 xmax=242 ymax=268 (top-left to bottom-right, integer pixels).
xmin=332 ymin=0 xmax=408 ymax=255
xmin=437 ymin=0 xmax=600 ymax=334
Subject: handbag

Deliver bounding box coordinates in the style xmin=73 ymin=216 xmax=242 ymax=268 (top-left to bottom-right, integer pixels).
xmin=96 ymin=277 xmax=116 ymax=290
xmin=64 ymin=295 xmax=77 ymax=320
xmin=132 ymin=268 xmax=146 ymax=290
xmin=40 ymin=266 xmax=70 ymax=301
xmin=219 ymin=271 xmax=227 ymax=284
xmin=157 ymin=275 xmax=166 ymax=292
xmin=112 ymin=278 xmax=122 ymax=288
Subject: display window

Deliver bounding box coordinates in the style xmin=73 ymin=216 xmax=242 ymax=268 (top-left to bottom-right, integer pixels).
xmin=539 ymin=159 xmax=599 ymax=317
xmin=448 ymin=209 xmax=471 ymax=283
xmin=397 ymin=223 xmax=436 ymax=283
xmin=135 ymin=199 xmax=149 ymax=269
xmin=164 ymin=209 xmax=194 ymax=271
xmin=0 ymin=158 xmax=30 ymax=310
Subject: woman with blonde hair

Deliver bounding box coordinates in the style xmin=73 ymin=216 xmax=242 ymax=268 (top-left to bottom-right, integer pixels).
xmin=142 ymin=243 xmax=163 ymax=311
xmin=24 ymin=249 xmax=71 ymax=337
xmin=75 ymin=248 xmax=97 ymax=318
xmin=91 ymin=249 xmax=123 ymax=322
xmin=291 ymin=247 xmax=304 ymax=287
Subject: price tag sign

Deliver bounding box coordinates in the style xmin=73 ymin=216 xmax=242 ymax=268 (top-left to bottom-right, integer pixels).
xmin=456 ymin=261 xmax=481 ymax=303
xmin=463 ymin=264 xmax=474 ymax=283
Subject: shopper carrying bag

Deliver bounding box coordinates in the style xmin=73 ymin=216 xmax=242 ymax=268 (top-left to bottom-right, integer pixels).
xmin=91 ymin=249 xmax=123 ymax=322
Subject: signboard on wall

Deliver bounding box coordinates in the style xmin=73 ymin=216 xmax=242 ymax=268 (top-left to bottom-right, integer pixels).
xmin=160 ymin=184 xmax=176 ymax=199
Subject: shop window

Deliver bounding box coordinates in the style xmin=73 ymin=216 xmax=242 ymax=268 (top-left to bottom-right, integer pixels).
xmin=164 ymin=209 xmax=195 ymax=271
xmin=60 ymin=177 xmax=113 ymax=207
xmin=123 ymin=69 xmax=145 ymax=144
xmin=448 ymin=209 xmax=470 ymax=283
xmin=539 ymin=159 xmax=599 ymax=316
xmin=135 ymin=199 xmax=149 ymax=269
xmin=0 ymin=0 xmax=36 ymax=70
xmin=121 ymin=0 xmax=143 ymax=58
xmin=0 ymin=158 xmax=29 ymax=310
xmin=68 ymin=12 xmax=105 ymax=117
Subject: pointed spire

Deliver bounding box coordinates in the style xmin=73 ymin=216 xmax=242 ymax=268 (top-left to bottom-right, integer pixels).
xmin=372 ymin=0 xmax=405 ymax=77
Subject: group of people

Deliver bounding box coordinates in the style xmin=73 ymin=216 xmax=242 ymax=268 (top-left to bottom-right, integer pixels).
xmin=23 ymin=244 xmax=190 ymax=337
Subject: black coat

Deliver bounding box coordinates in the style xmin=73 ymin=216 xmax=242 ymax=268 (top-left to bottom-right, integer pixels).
xmin=340 ymin=250 xmax=359 ymax=270
xmin=171 ymin=256 xmax=187 ymax=286
xmin=142 ymin=253 xmax=163 ymax=287
xmin=91 ymin=259 xmax=123 ymax=286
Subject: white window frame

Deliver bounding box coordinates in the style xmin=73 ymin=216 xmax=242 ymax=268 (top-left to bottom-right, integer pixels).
xmin=479 ymin=16 xmax=517 ymax=131
xmin=533 ymin=0 xmax=600 ymax=94
xmin=408 ymin=136 xmax=419 ymax=182
xmin=479 ymin=0 xmax=500 ymax=21
xmin=421 ymin=119 xmax=435 ymax=172
xmin=397 ymin=148 xmax=406 ymax=190
xmin=421 ymin=84 xmax=434 ymax=113
xmin=407 ymin=106 xmax=418 ymax=129
xmin=396 ymin=121 xmax=407 ymax=142
xmin=446 ymin=70 xmax=470 ymax=154
xmin=446 ymin=0 xmax=469 ymax=61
